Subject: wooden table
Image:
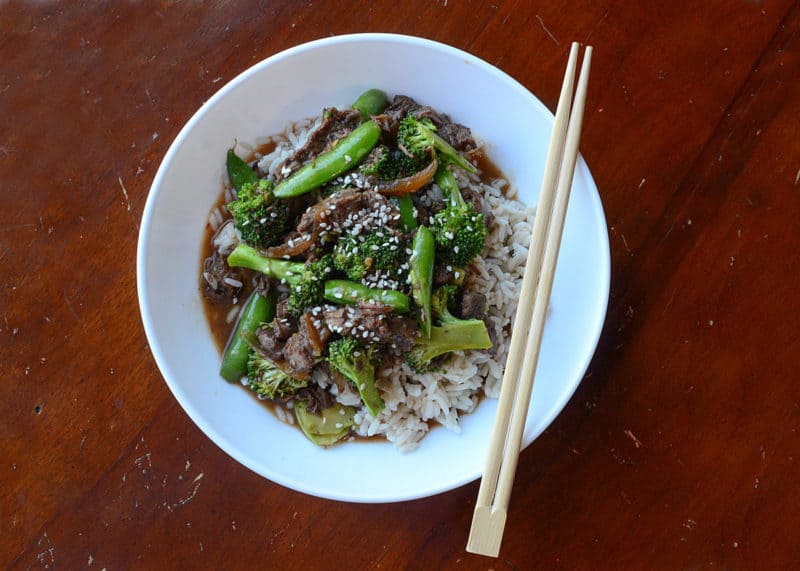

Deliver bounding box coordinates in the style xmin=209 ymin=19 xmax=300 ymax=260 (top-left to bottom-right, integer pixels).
xmin=3 ymin=2 xmax=799 ymax=568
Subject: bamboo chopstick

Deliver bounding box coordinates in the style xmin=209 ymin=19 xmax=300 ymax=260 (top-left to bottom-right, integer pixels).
xmin=467 ymin=43 xmax=593 ymax=558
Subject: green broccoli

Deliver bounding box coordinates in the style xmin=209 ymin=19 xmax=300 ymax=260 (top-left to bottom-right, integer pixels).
xmin=247 ymin=351 xmax=309 ymax=399
xmin=327 ymin=337 xmax=384 ymax=416
xmin=406 ymin=284 xmax=492 ymax=372
xmin=285 ymin=254 xmax=334 ymax=316
xmin=396 ymin=114 xmax=477 ymax=174
xmin=332 ymin=229 xmax=407 ymax=281
xmin=359 ymin=145 xmax=400 ymax=180
xmin=431 ymin=167 xmax=488 ymax=267
xmin=226 ymin=179 xmax=290 ymax=248
xmin=226 ymin=244 xmax=333 ymax=316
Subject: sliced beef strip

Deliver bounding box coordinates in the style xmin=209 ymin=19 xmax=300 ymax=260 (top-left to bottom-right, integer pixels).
xmin=321 ymin=302 xmax=418 ymax=352
xmin=254 ymin=316 xmax=297 ymax=362
xmin=294 ymin=384 xmax=336 ymax=414
xmin=201 ymin=250 xmax=242 ymax=304
xmin=433 ymin=263 xmax=455 ymax=287
xmin=384 ymin=95 xmax=447 ymax=131
xmin=437 ymin=122 xmax=477 ymax=152
xmin=295 ymin=188 xmax=401 ymax=239
xmin=456 ymin=291 xmax=487 ymax=321
xmin=275 ymin=108 xmax=362 ymax=181
xmin=255 ymin=323 xmax=286 ymax=362
xmin=282 ymin=312 xmax=330 ymax=376
xmin=283 ymin=331 xmax=316 ymax=375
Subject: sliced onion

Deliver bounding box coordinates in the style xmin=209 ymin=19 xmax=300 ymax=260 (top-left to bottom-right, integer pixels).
xmin=377 ymin=156 xmax=438 ymax=196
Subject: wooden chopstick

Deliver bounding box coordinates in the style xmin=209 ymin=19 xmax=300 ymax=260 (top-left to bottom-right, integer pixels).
xmin=467 ymin=42 xmax=593 ymax=558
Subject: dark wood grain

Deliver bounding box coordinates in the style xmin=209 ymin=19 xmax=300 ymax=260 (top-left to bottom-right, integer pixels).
xmin=2 ymin=1 xmax=799 ymax=568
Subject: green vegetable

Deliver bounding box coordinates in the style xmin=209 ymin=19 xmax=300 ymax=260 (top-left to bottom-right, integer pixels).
xmin=226 ymin=178 xmax=290 ymax=249
xmin=294 ymin=401 xmax=356 ymax=446
xmin=359 ymin=145 xmax=401 ymax=180
xmin=219 ymin=290 xmax=276 ymax=382
xmin=284 ymin=254 xmax=334 ymax=316
xmin=273 ymin=120 xmax=382 ymax=198
xmin=332 ymin=228 xmax=407 ymax=281
xmin=227 ymin=244 xmax=333 ymax=316
xmin=406 ymin=285 xmax=492 ymax=372
xmin=409 ymin=226 xmax=434 ymax=338
xmin=226 ymin=149 xmax=258 ymax=192
xmin=352 ymin=88 xmax=389 ymax=120
xmin=391 ymin=195 xmax=418 ymax=232
xmin=327 ymin=337 xmax=384 ymax=416
xmin=397 ymin=114 xmax=477 ymax=174
xmin=247 ymin=351 xmax=309 ymax=399
xmin=431 ymin=166 xmax=488 ymax=267
xmin=323 ymin=280 xmax=409 ymax=313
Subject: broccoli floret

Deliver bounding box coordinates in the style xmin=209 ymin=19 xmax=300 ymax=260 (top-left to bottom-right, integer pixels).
xmin=431 ymin=167 xmax=488 ymax=267
xmin=396 ymin=114 xmax=477 ymax=174
xmin=327 ymin=337 xmax=384 ymax=416
xmin=286 ymin=254 xmax=334 ymax=316
xmin=359 ymin=145 xmax=400 ymax=180
xmin=406 ymin=285 xmax=492 ymax=372
xmin=227 ymin=179 xmax=290 ymax=248
xmin=247 ymin=351 xmax=308 ymax=399
xmin=332 ymin=229 xmax=407 ymax=281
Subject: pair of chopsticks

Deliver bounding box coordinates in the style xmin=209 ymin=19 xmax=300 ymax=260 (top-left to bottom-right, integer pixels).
xmin=466 ymin=42 xmax=593 ymax=558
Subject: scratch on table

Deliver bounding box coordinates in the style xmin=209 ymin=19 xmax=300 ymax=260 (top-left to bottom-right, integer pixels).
xmin=624 ymin=429 xmax=643 ymax=448
xmin=0 ymin=223 xmax=36 ymax=233
xmin=63 ymin=290 xmax=83 ymax=326
xmin=118 ymin=177 xmax=131 ymax=211
xmin=88 ymin=554 xmax=94 ymax=566
xmin=165 ymin=472 xmax=204 ymax=512
xmin=620 ymin=233 xmax=630 ymax=253
xmin=795 ymin=167 xmax=800 ymax=185
xmin=585 ymin=9 xmax=609 ymax=41
xmin=663 ymin=288 xmax=677 ymax=316
xmin=134 ymin=437 xmax=153 ymax=474
xmin=638 ymin=178 xmax=646 ymax=190
xmin=535 ymin=15 xmax=560 ymax=45
xmin=35 ymin=529 xmax=56 ymax=568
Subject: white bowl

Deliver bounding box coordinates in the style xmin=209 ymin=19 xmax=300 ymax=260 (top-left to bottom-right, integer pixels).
xmin=137 ymin=33 xmax=610 ymax=502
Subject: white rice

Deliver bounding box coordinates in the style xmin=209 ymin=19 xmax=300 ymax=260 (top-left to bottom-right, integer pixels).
xmin=223 ymin=115 xmax=534 ymax=452
xmin=350 ymin=176 xmax=534 ymax=451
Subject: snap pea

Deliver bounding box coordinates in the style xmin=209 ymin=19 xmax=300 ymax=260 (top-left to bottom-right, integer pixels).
xmin=323 ymin=279 xmax=410 ymax=313
xmin=226 ymin=149 xmax=258 ymax=192
xmin=273 ymin=120 xmax=382 ymax=198
xmin=294 ymin=401 xmax=355 ymax=446
xmin=352 ymin=88 xmax=389 ymax=120
xmin=391 ymin=195 xmax=418 ymax=232
xmin=219 ymin=290 xmax=277 ymax=382
xmin=409 ymin=226 xmax=435 ymax=338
